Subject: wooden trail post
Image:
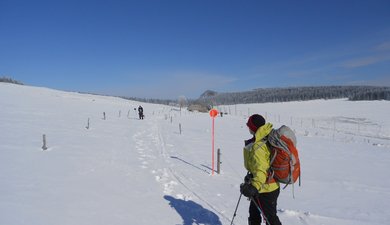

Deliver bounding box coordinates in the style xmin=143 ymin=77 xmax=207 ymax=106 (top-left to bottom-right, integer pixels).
xmin=217 ymin=148 xmax=221 ymax=174
xmin=86 ymin=118 xmax=90 ymax=129
xmin=42 ymin=134 xmax=48 ymax=150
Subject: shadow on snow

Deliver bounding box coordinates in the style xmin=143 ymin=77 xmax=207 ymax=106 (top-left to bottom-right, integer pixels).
xmin=170 ymin=156 xmax=211 ymax=174
xmin=164 ymin=195 xmax=222 ymax=225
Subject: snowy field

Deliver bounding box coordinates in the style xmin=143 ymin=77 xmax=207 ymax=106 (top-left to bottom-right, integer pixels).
xmin=1 ymin=82 xmax=390 ymax=225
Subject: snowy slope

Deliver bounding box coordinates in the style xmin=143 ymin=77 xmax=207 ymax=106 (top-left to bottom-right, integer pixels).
xmin=1 ymin=83 xmax=390 ymax=225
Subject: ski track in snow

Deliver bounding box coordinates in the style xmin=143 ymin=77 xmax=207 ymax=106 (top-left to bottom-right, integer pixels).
xmin=132 ymin=120 xmax=179 ymax=195
xmin=131 ymin=117 xmax=233 ymax=224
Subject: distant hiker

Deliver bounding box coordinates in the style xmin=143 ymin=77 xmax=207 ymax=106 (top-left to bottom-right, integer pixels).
xmin=240 ymin=114 xmax=282 ymax=225
xmin=138 ymin=105 xmax=144 ymax=120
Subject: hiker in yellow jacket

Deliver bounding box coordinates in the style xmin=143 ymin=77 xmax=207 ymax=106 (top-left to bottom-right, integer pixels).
xmin=240 ymin=114 xmax=282 ymax=225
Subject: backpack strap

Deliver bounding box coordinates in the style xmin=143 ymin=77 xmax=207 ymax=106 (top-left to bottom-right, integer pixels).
xmin=265 ymin=140 xmax=277 ymax=184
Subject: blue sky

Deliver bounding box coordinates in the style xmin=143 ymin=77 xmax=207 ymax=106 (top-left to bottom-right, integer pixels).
xmin=1 ymin=0 xmax=390 ymax=99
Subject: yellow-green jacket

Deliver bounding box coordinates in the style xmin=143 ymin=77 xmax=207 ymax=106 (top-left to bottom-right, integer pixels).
xmin=243 ymin=123 xmax=280 ymax=193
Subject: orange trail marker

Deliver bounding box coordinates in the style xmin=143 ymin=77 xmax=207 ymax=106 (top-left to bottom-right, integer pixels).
xmin=209 ymin=109 xmax=218 ymax=175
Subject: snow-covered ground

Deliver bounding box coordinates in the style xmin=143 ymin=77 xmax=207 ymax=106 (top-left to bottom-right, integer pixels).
xmin=1 ymin=83 xmax=389 ymax=225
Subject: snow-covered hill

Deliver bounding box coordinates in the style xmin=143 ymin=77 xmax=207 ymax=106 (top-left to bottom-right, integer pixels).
xmin=1 ymin=83 xmax=389 ymax=225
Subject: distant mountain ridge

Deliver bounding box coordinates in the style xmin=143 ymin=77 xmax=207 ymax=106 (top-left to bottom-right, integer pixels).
xmin=190 ymin=86 xmax=390 ymax=110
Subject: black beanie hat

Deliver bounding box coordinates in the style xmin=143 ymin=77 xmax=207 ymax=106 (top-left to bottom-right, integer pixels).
xmin=247 ymin=114 xmax=266 ymax=133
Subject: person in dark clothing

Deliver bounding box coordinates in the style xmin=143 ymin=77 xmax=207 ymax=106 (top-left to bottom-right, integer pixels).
xmin=138 ymin=106 xmax=144 ymax=120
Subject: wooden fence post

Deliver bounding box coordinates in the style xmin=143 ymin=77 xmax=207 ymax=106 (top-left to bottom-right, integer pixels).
xmin=217 ymin=148 xmax=221 ymax=174
xmin=42 ymin=134 xmax=48 ymax=150
xmin=86 ymin=118 xmax=90 ymax=129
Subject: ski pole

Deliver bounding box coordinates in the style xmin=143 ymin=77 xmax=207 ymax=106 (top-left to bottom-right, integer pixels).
xmin=230 ymin=193 xmax=243 ymax=225
xmin=250 ymin=197 xmax=270 ymax=225
xmin=230 ymin=172 xmax=250 ymax=225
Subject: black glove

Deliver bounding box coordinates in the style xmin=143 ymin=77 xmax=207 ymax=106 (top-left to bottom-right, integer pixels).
xmin=240 ymin=183 xmax=258 ymax=198
xmin=244 ymin=173 xmax=253 ymax=184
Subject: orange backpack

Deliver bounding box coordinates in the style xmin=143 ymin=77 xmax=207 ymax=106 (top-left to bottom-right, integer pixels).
xmin=267 ymin=125 xmax=301 ymax=190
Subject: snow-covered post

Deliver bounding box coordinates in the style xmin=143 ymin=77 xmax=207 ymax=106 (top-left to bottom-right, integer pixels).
xmin=179 ymin=123 xmax=182 ymax=135
xmin=42 ymin=134 xmax=48 ymax=150
xmin=103 ymin=112 xmax=106 ymax=120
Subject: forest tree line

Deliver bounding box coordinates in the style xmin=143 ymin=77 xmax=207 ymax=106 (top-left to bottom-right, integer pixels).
xmin=2 ymin=77 xmax=389 ymax=106
xmin=194 ymin=86 xmax=390 ymax=108
xmin=0 ymin=77 xmax=24 ymax=85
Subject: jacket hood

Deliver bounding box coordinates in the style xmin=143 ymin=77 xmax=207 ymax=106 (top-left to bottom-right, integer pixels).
xmin=254 ymin=122 xmax=273 ymax=141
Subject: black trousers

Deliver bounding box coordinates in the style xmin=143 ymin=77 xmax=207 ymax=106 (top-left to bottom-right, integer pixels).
xmin=249 ymin=188 xmax=282 ymax=225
